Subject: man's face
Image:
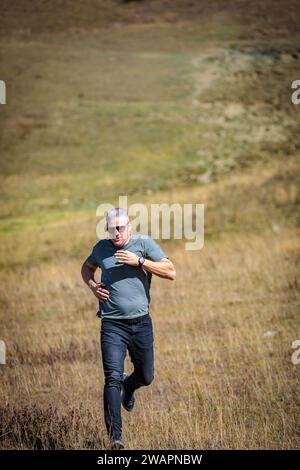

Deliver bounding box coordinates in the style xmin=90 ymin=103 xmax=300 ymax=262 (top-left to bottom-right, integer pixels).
xmin=107 ymin=217 xmax=131 ymax=248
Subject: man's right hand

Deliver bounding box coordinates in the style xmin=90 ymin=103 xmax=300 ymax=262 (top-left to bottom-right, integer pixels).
xmin=89 ymin=281 xmax=110 ymax=301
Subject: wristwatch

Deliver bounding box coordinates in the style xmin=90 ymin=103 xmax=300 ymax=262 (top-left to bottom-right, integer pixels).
xmin=138 ymin=256 xmax=145 ymax=267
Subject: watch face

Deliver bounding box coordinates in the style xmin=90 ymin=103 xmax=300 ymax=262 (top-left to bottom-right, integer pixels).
xmin=139 ymin=256 xmax=145 ymax=265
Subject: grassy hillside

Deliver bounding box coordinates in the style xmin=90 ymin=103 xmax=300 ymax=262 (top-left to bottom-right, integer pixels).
xmin=0 ymin=0 xmax=299 ymax=449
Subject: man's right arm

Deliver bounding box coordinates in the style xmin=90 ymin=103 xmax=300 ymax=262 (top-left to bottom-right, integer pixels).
xmin=81 ymin=260 xmax=98 ymax=290
xmin=81 ymin=261 xmax=110 ymax=301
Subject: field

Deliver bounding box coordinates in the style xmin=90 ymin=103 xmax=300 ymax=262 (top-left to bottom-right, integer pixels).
xmin=0 ymin=0 xmax=299 ymax=449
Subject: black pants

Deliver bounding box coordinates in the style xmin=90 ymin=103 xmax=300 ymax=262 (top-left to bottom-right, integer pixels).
xmin=100 ymin=313 xmax=154 ymax=440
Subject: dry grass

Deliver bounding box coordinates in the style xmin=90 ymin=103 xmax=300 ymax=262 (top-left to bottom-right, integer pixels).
xmin=0 ymin=0 xmax=300 ymax=451
xmin=1 ymin=158 xmax=299 ymax=449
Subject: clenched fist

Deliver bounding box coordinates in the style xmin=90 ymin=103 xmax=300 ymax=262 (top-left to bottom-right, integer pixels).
xmin=114 ymin=250 xmax=139 ymax=266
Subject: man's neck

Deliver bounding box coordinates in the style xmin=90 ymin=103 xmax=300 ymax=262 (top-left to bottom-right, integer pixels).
xmin=109 ymin=234 xmax=131 ymax=248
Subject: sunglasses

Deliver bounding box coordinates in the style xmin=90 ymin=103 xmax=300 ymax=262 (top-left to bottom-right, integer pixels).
xmin=107 ymin=224 xmax=128 ymax=234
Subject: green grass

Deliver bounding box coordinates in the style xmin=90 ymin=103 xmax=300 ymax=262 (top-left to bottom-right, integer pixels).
xmin=1 ymin=26 xmax=299 ymax=229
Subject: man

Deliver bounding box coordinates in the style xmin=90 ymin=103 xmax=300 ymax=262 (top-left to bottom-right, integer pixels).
xmin=81 ymin=208 xmax=176 ymax=450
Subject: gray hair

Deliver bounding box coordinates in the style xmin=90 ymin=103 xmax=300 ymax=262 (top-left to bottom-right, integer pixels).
xmin=106 ymin=208 xmax=129 ymax=227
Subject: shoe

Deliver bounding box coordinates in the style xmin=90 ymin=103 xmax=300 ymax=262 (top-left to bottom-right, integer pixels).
xmin=110 ymin=437 xmax=125 ymax=450
xmin=121 ymin=372 xmax=135 ymax=412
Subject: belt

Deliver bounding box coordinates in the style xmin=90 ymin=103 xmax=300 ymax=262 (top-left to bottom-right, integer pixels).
xmin=102 ymin=313 xmax=149 ymax=325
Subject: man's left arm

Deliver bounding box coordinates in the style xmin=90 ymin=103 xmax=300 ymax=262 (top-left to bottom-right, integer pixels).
xmin=114 ymin=252 xmax=176 ymax=281
xmin=143 ymin=257 xmax=176 ymax=280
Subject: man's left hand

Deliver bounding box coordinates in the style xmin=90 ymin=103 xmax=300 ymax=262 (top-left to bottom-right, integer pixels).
xmin=114 ymin=250 xmax=139 ymax=266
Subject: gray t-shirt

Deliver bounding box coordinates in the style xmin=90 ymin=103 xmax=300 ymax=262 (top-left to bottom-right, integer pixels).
xmin=85 ymin=235 xmax=168 ymax=319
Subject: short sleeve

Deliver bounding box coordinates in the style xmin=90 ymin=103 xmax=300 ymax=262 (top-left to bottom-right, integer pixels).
xmin=85 ymin=244 xmax=99 ymax=267
xmin=144 ymin=237 xmax=168 ymax=261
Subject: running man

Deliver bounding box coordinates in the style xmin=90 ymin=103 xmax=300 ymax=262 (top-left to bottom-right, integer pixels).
xmin=81 ymin=208 xmax=176 ymax=449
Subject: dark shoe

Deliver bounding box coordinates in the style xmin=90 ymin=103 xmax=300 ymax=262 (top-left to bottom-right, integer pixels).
xmin=110 ymin=437 xmax=125 ymax=450
xmin=121 ymin=372 xmax=135 ymax=412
